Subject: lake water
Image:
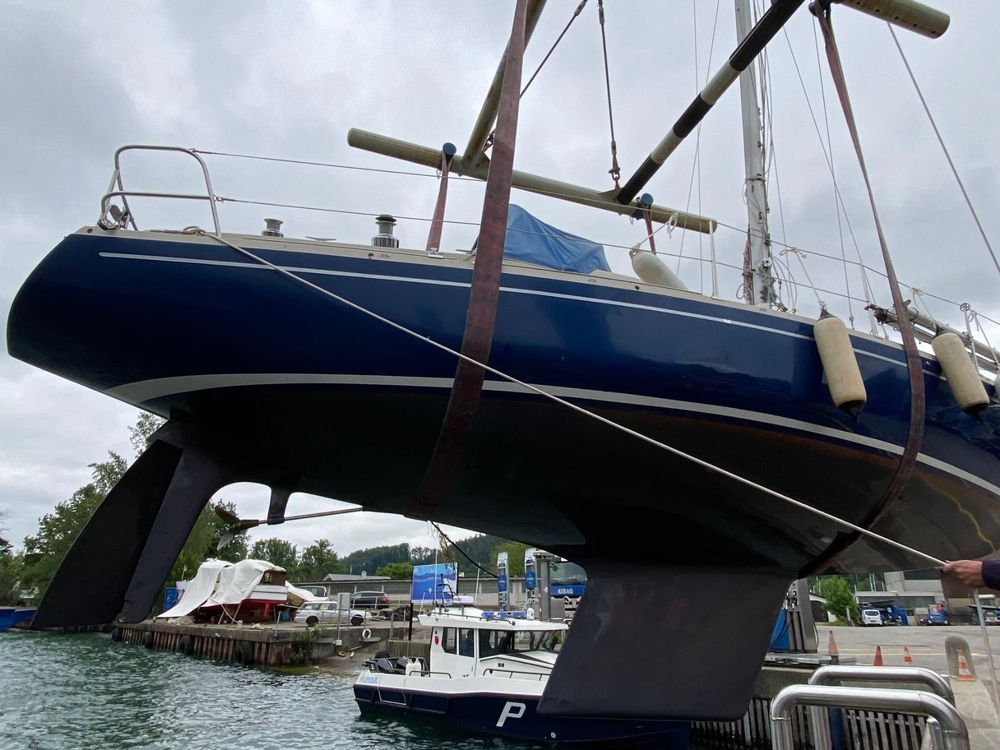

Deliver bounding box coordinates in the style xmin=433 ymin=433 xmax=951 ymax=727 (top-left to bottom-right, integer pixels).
xmin=0 ymin=631 xmax=702 ymax=750
xmin=0 ymin=630 xmax=512 ymax=750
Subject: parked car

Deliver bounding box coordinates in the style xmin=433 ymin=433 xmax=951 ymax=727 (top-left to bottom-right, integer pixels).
xmin=294 ymin=600 xmax=367 ymax=627
xmin=920 ymin=607 xmax=950 ymax=626
xmin=350 ymin=591 xmax=391 ymax=611
xmin=861 ymin=608 xmax=883 ymax=626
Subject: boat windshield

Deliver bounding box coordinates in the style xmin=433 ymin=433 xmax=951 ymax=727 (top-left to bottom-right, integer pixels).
xmin=479 ymin=628 xmax=561 ymax=656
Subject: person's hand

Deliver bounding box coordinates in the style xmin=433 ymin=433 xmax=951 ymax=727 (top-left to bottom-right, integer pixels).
xmin=942 ymin=560 xmax=985 ymax=587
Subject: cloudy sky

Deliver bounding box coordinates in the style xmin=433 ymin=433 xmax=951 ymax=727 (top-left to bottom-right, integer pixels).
xmin=2 ymin=1 xmax=999 ymax=561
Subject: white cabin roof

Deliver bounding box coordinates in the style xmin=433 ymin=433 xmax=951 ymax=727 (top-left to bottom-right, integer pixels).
xmin=419 ymin=609 xmax=567 ymax=632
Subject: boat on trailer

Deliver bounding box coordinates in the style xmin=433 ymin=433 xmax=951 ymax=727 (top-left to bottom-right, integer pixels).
xmin=7 ymin=0 xmax=999 ymax=722
xmin=354 ymin=607 xmax=689 ymax=746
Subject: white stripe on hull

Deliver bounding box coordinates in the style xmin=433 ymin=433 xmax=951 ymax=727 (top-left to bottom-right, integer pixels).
xmin=97 ymin=250 xmax=946 ymax=378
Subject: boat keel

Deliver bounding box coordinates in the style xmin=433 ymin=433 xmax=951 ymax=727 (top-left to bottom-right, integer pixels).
xmin=32 ymin=422 xmax=238 ymax=628
xmin=538 ymin=562 xmax=790 ymax=720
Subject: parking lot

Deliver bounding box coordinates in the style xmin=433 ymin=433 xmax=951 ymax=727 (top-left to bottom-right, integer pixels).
xmin=818 ymin=623 xmax=1000 ymax=676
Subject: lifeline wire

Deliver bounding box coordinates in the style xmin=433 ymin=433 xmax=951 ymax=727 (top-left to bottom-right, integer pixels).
xmin=190 ymin=227 xmax=948 ymax=570
xmin=212 ymin=194 xmax=1000 ymax=339
xmin=199 ymin=145 xmax=993 ymax=330
xmin=206 ymin=151 xmax=984 ymax=320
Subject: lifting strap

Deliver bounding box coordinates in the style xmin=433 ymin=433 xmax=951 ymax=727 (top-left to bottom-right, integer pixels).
xmin=407 ymin=0 xmax=529 ymax=520
xmin=803 ymin=4 xmax=926 ymax=575
xmin=425 ymin=145 xmax=456 ymax=253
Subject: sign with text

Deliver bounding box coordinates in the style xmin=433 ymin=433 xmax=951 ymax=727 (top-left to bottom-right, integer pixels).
xmin=411 ymin=563 xmax=458 ymax=604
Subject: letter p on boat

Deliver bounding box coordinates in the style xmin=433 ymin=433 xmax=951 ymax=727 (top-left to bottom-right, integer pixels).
xmin=497 ymin=701 xmax=527 ymax=727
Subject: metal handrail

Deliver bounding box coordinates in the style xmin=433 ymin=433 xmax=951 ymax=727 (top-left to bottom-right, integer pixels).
xmin=99 ymin=145 xmax=221 ymax=235
xmin=770 ymin=684 xmax=969 ymax=750
xmin=807 ymin=665 xmax=956 ymax=750
xmin=482 ymin=667 xmax=548 ymax=681
xmin=809 ymin=665 xmax=955 ymax=704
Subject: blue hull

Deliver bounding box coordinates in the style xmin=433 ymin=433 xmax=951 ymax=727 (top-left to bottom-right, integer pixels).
xmin=354 ymin=683 xmax=690 ymax=746
xmin=0 ymin=608 xmax=36 ymax=631
xmin=8 ymin=229 xmax=1000 ymax=570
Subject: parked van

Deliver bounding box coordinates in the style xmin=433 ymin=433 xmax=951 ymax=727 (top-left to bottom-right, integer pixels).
xmin=861 ymin=608 xmax=883 ymax=626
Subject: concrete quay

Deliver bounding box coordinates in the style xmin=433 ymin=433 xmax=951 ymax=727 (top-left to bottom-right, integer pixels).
xmin=112 ymin=616 xmax=419 ymax=667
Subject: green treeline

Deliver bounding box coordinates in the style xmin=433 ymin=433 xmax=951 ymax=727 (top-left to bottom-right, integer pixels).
xmin=0 ymin=415 xmax=529 ymax=605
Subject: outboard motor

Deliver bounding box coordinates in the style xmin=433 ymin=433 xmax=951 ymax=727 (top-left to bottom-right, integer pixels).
xmin=371 ymin=214 xmax=399 ymax=248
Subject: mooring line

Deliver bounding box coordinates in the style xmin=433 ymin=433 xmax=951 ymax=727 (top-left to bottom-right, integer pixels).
xmin=191 ymin=227 xmax=947 ymax=569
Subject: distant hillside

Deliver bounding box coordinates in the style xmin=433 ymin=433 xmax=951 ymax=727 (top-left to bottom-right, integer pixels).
xmin=341 ymin=533 xmax=522 ymax=577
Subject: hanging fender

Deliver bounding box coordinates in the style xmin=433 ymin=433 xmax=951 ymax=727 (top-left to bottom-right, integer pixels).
xmin=932 ymin=331 xmax=989 ymax=414
xmin=629 ymin=247 xmax=687 ymax=291
xmin=813 ymin=311 xmax=867 ymax=416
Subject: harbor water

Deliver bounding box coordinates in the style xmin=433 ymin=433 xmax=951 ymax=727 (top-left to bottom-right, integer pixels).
xmin=0 ymin=631 xmax=702 ymax=749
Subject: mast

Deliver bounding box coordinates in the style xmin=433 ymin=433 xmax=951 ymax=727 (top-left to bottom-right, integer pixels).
xmin=735 ymin=0 xmax=777 ymax=307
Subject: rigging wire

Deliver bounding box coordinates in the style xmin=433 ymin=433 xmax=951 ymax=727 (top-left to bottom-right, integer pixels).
xmin=781 ymin=30 xmax=879 ymax=314
xmin=810 ymin=13 xmax=855 ymax=328
xmin=190 ymin=226 xmax=948 ymax=570
xmin=520 ymin=0 xmax=589 ymax=99
xmin=970 ymin=308 xmax=1000 ymax=371
xmin=692 ymin=0 xmax=704 ymax=293
xmin=888 ymin=25 xmax=1000 ymax=284
xmin=677 ymin=0 xmax=721 ymax=287
xmin=431 ymin=521 xmax=497 ymax=579
xmin=193 ymin=149 xmax=445 ymax=180
xmin=596 ymin=0 xmax=621 ymax=187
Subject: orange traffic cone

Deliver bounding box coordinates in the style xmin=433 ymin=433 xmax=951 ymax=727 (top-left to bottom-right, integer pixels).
xmin=903 ymin=645 xmax=913 ymax=665
xmin=828 ymin=631 xmax=840 ymax=665
xmin=873 ymin=645 xmax=884 ymax=666
xmin=956 ymin=649 xmax=976 ymax=681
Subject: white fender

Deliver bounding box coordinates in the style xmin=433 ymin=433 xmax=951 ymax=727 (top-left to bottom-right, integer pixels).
xmin=629 ymin=247 xmax=686 ymax=290
xmin=932 ymin=331 xmax=989 ymax=413
xmin=814 ymin=313 xmax=867 ymax=413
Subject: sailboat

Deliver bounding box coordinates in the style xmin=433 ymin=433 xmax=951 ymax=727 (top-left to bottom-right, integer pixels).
xmin=8 ymin=0 xmax=999 ymax=720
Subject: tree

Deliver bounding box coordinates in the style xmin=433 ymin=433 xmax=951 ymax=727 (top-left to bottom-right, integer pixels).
xmin=250 ymin=538 xmax=298 ymax=572
xmin=19 ymin=414 xmax=257 ymax=607
xmin=819 ymin=576 xmax=858 ymax=622
xmin=0 ymin=511 xmax=22 ymax=605
xmin=342 ymin=542 xmax=410 ymax=576
xmin=296 ymin=539 xmax=345 ymax=581
xmin=21 ymin=452 xmax=127 ymax=597
xmin=377 ymin=562 xmax=414 ymax=580
xmin=166 ymin=501 xmax=249 ymax=583
xmin=129 ymin=412 xmax=165 ymax=456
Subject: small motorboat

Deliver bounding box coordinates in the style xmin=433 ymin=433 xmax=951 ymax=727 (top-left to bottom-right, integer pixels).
xmin=0 ymin=607 xmax=36 ymax=631
xmin=353 ymin=607 xmax=690 ymax=746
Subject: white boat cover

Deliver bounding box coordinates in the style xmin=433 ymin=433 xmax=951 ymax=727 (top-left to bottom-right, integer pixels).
xmin=204 ymin=559 xmax=286 ymax=607
xmin=285 ymin=582 xmax=321 ymax=608
xmin=157 ymin=558 xmax=231 ymax=618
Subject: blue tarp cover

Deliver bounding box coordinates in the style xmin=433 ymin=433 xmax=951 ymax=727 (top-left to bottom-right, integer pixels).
xmin=503 ymin=204 xmax=610 ymax=274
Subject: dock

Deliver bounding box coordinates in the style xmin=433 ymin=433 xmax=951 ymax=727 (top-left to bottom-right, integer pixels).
xmin=111 ymin=618 xmax=410 ymax=667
